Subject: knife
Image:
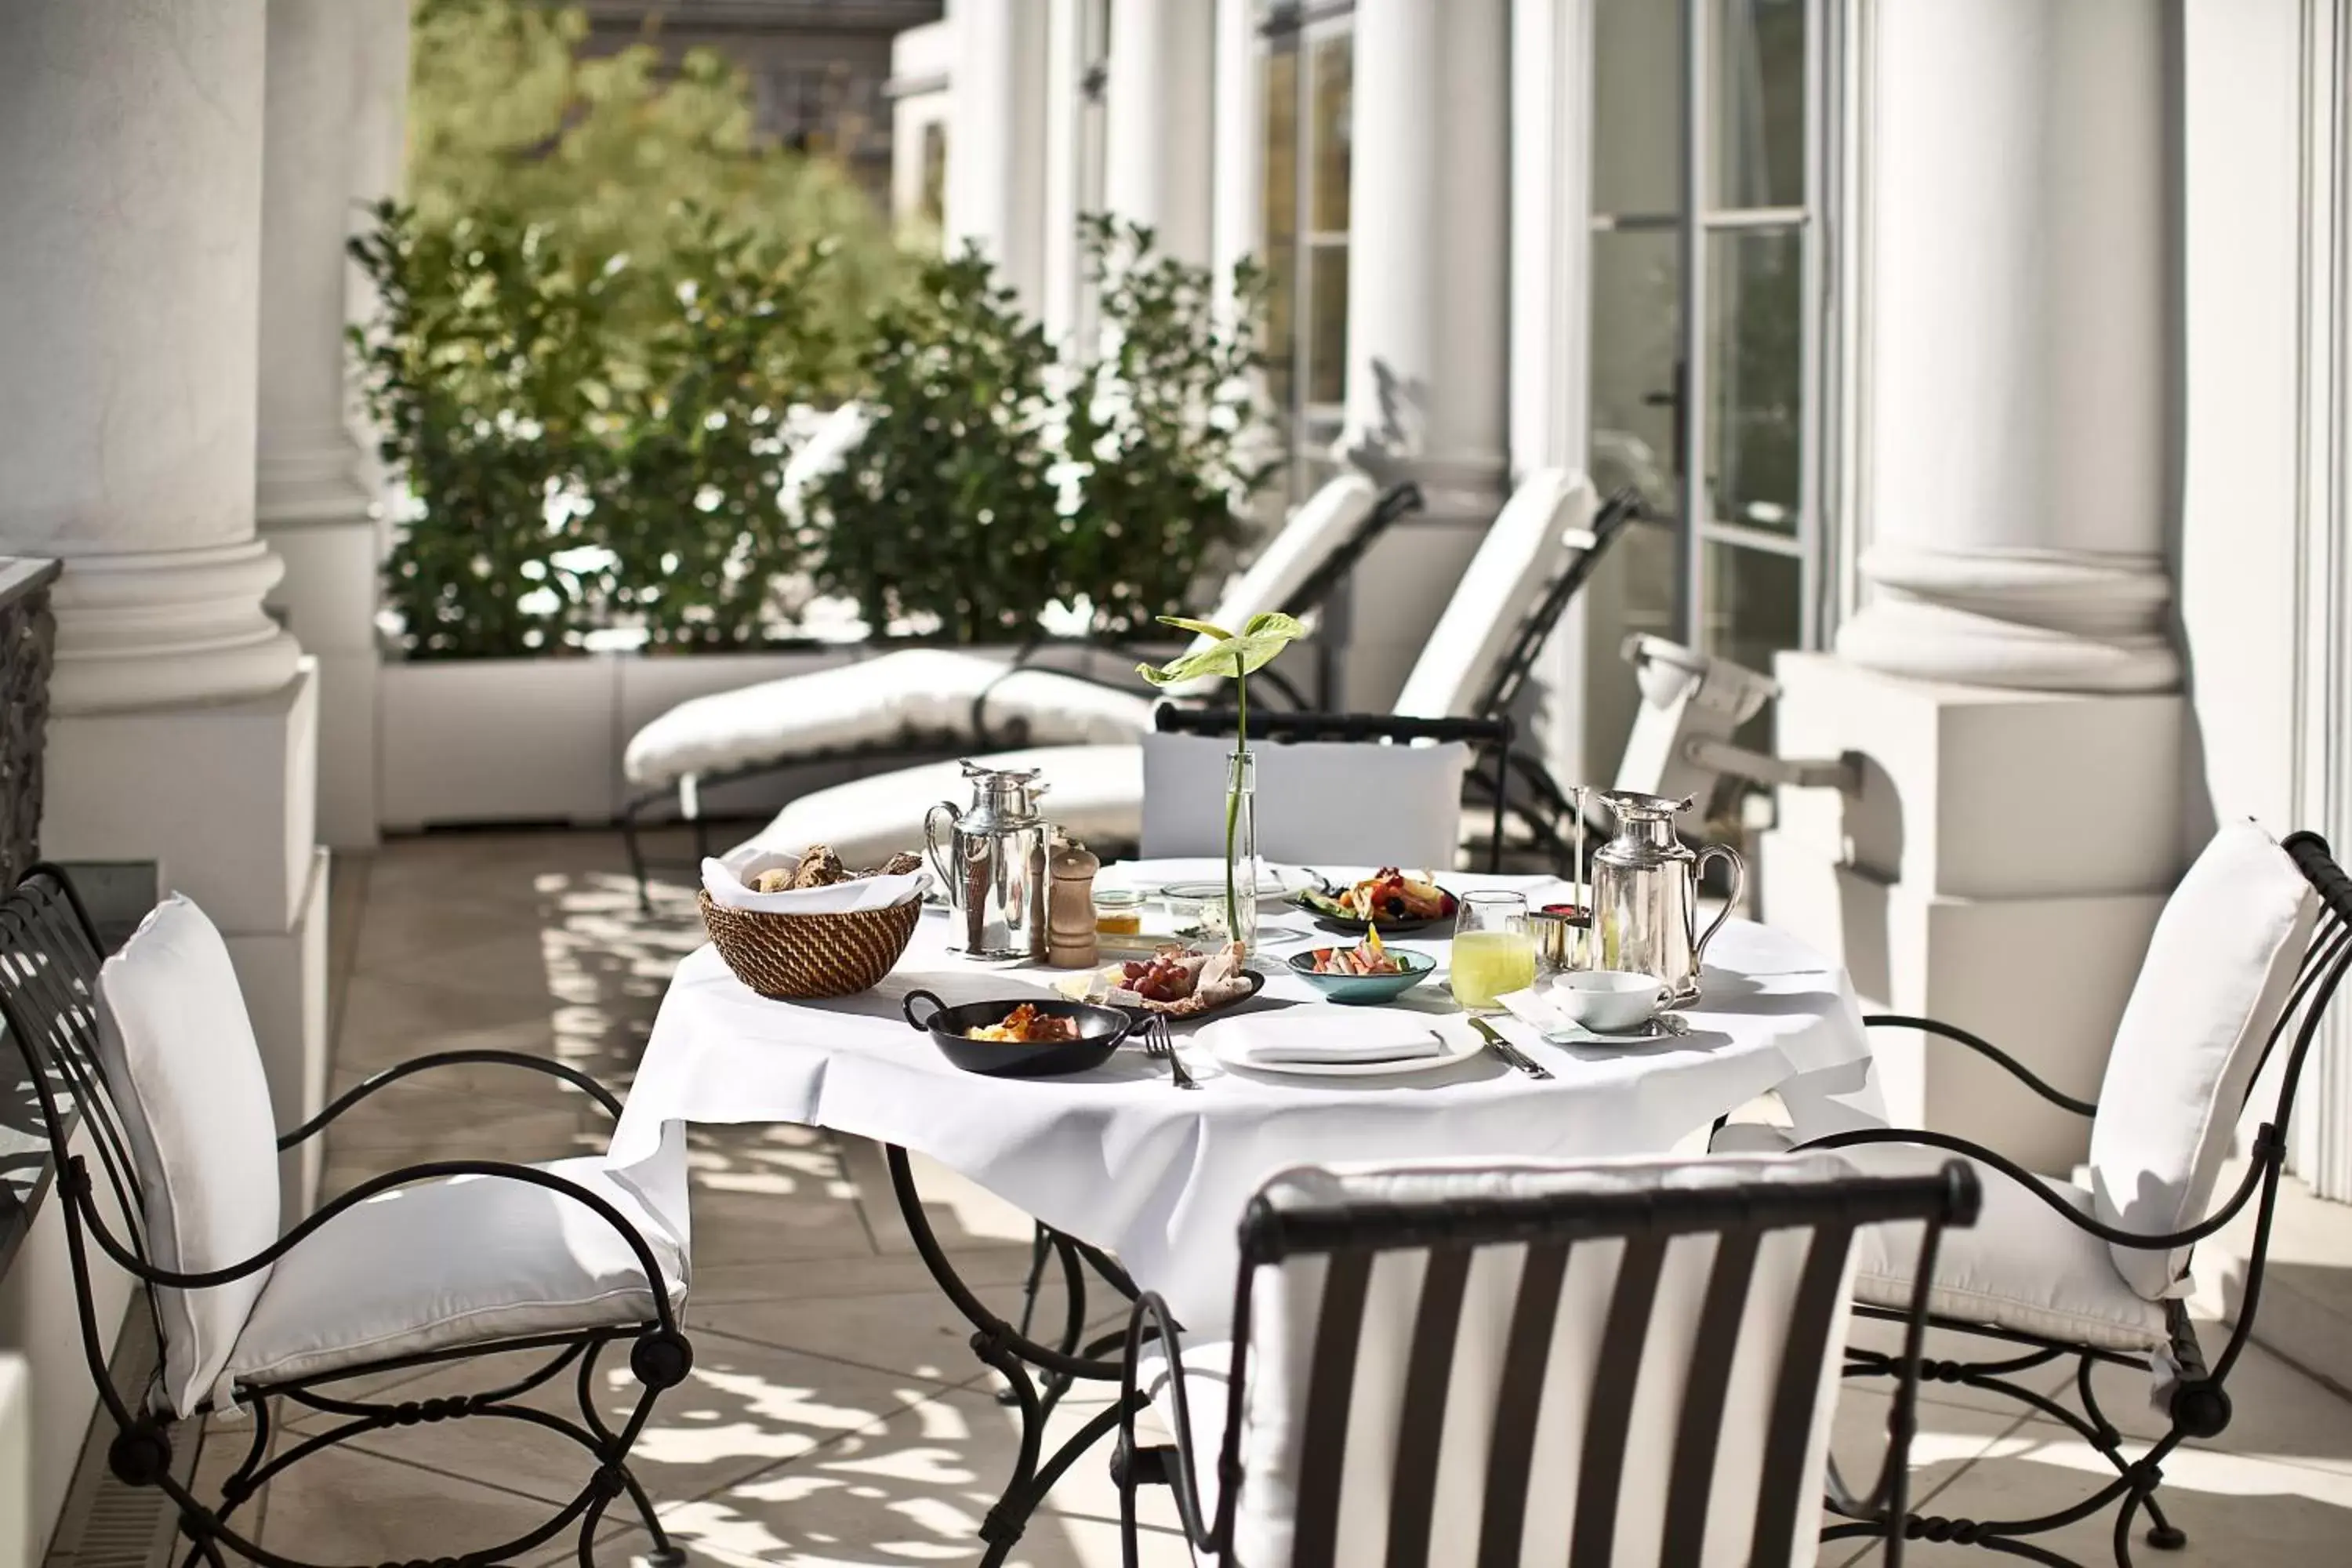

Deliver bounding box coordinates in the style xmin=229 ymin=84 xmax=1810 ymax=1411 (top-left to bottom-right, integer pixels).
xmin=1469 ymin=1017 xmax=1553 ymax=1080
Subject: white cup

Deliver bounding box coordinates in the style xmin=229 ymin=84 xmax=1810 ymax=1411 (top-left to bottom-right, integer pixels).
xmin=1547 ymin=969 xmax=1670 ymax=1033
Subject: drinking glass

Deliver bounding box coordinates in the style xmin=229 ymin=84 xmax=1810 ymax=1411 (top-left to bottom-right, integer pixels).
xmin=1450 ymin=891 xmax=1537 ymax=1012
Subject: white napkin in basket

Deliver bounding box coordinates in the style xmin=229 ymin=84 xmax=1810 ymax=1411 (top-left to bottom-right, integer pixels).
xmin=1200 ymin=1013 xmax=1449 ymax=1065
xmin=702 ymin=847 xmax=929 ymax=914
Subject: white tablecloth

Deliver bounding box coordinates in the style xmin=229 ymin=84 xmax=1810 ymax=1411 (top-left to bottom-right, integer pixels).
xmin=611 ymin=869 xmax=1886 ymax=1332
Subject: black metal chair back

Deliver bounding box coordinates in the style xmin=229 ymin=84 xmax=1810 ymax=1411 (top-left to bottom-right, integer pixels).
xmin=1137 ymin=1153 xmax=1978 ymax=1568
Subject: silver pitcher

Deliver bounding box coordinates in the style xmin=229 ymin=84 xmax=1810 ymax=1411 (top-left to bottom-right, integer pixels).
xmin=925 ymin=761 xmax=1052 ymax=962
xmin=1588 ymin=789 xmax=1746 ymax=1005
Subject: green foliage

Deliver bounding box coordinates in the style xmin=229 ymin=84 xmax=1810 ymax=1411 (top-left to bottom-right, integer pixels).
xmin=799 ymin=247 xmax=1067 ymax=642
xmin=1062 ymin=216 xmax=1278 ymax=633
xmin=405 ymin=0 xmax=902 ymax=392
xmin=598 ymin=216 xmax=840 ymax=649
xmin=349 ymin=204 xmax=619 ymax=658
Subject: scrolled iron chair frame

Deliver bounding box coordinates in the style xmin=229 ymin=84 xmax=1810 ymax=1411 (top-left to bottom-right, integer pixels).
xmin=1112 ymin=1156 xmax=1982 ymax=1568
xmin=0 ymin=864 xmax=695 ymax=1568
xmin=1796 ymin=829 xmax=2352 ymax=1568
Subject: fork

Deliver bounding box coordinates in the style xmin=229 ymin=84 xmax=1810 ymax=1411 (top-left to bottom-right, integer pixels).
xmin=1147 ymin=1014 xmax=1200 ymax=1090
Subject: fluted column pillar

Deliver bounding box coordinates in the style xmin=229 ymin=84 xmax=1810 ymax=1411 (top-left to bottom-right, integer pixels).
xmin=257 ymin=0 xmax=403 ymax=849
xmin=1103 ymin=0 xmax=1214 ymax=267
xmin=947 ymin=0 xmax=1049 ymax=314
xmin=1765 ymin=0 xmax=2185 ymax=1172
xmin=1835 ymin=0 xmax=2180 ymax=693
xmin=1335 ymin=0 xmax=1511 ymax=706
xmin=0 ymin=0 xmax=327 ymax=1218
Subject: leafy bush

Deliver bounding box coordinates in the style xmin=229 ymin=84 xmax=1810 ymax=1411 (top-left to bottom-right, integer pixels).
xmin=1061 ymin=216 xmax=1277 ymax=633
xmin=798 ymin=248 xmax=1068 ymax=641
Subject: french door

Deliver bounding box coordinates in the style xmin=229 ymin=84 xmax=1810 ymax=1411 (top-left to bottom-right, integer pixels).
xmin=1583 ymin=0 xmax=1836 ymax=778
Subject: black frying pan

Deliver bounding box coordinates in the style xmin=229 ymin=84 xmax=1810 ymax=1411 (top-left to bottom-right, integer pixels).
xmin=903 ymin=989 xmax=1134 ymax=1078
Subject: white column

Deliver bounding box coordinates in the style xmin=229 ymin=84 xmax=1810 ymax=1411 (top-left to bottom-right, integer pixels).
xmin=1764 ymin=0 xmax=2184 ymax=1171
xmin=947 ymin=0 xmax=1050 ymax=314
xmin=1102 ymin=0 xmax=1215 ymax=268
xmin=1834 ymin=0 xmax=2178 ymax=694
xmin=1337 ymin=0 xmax=1512 ymax=706
xmin=0 ymin=1 xmax=328 ymax=1217
xmin=1040 ymin=0 xmax=1090 ymax=346
xmin=1209 ymin=0 xmax=1264 ymax=313
xmin=259 ymin=0 xmax=400 ymax=850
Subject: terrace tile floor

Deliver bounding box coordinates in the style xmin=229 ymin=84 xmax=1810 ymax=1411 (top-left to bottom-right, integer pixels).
xmin=187 ymin=828 xmax=2352 ymax=1566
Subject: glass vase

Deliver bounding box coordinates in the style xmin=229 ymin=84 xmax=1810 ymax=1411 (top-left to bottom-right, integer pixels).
xmin=1218 ymin=750 xmax=1261 ymax=955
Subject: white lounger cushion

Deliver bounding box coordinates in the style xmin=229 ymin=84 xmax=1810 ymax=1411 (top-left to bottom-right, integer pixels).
xmin=624 ymin=652 xmax=1154 ymax=787
xmin=624 ymin=475 xmax=1381 ymax=791
xmin=1844 ymin=1145 xmax=2167 ymax=1352
xmin=739 ymin=745 xmax=1145 ymax=869
xmin=225 ymin=1153 xmax=688 ymax=1392
xmin=2087 ymin=821 xmax=2317 ymax=1298
xmin=1393 ymin=468 xmax=1592 ymax=720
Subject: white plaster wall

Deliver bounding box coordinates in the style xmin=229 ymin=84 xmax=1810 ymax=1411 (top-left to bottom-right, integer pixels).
xmin=2176 ymin=0 xmax=2306 ymax=847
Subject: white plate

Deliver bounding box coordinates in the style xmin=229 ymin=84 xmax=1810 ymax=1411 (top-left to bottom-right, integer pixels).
xmin=1158 ymin=867 xmax=1313 ymax=909
xmin=1207 ymin=1026 xmax=1486 ymax=1078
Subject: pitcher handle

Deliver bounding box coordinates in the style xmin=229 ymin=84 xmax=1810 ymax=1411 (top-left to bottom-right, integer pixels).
xmin=923 ymin=803 xmax=960 ymax=890
xmin=1689 ymin=843 xmax=1748 ymax=970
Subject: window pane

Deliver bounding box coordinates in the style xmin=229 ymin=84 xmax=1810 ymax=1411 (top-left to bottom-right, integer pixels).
xmin=1592 ymin=0 xmax=1684 ymax=216
xmin=1702 ymin=540 xmax=1801 ymax=684
xmin=1711 ymin=0 xmax=1806 ymax=209
xmin=1306 ymin=243 xmax=1348 ymax=405
xmin=1264 ymin=239 xmax=1297 ymax=415
xmin=1261 ymin=45 xmax=1299 ymax=248
xmin=1309 ymin=31 xmax=1352 ymax=232
xmin=1588 ymin=230 xmax=1682 ymax=516
xmin=1704 ymin=228 xmax=1802 ymax=532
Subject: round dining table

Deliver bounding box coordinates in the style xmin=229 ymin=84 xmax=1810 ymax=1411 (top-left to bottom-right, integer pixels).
xmin=608 ymin=864 xmax=1888 ymax=1564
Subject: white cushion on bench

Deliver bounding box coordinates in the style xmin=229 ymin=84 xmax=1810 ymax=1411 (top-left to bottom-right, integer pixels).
xmin=1844 ymin=1144 xmax=2167 ymax=1352
xmin=225 ymin=1153 xmax=688 ymax=1392
xmin=739 ymin=745 xmax=1146 ymax=869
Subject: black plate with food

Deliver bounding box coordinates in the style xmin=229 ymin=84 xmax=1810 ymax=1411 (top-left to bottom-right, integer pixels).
xmin=904 ymin=991 xmax=1133 ymax=1078
xmin=1290 ymin=868 xmax=1461 ymax=934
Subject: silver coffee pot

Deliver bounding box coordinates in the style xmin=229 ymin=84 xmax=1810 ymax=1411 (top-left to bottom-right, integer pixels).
xmin=1588 ymin=789 xmax=1746 ymax=1005
xmin=925 ymin=761 xmax=1052 ymax=962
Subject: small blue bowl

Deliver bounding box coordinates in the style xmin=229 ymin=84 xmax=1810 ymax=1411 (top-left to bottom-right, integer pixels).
xmin=1286 ymin=946 xmax=1439 ymax=1005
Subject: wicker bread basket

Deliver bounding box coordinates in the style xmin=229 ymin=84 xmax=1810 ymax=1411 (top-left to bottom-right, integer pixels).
xmin=698 ymin=890 xmax=922 ymax=999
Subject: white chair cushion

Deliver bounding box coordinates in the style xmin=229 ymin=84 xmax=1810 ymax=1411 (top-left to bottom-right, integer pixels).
xmin=622 ymin=650 xmax=1154 ymax=788
xmin=736 ymin=744 xmax=1145 ymax=870
xmin=1843 ymin=1145 xmax=2167 ymax=1352
xmin=1160 ymin=474 xmax=1379 ymax=700
xmin=1135 ymin=1337 xmax=1239 ymax=1530
xmin=95 ymin=897 xmax=281 ymax=1418
xmin=1392 ymin=469 xmax=1592 ymax=721
xmin=1140 ymin=732 xmax=1470 ymax=867
xmin=224 ymin=1154 xmax=688 ymax=1392
xmin=2089 ymin=821 xmax=2318 ymax=1298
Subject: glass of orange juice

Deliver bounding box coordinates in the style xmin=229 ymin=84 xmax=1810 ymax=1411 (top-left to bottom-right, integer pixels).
xmin=1450 ymin=891 xmax=1537 ymax=1012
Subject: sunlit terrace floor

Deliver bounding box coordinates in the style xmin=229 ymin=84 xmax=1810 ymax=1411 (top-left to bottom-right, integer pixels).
xmin=151 ymin=829 xmax=2352 ymax=1566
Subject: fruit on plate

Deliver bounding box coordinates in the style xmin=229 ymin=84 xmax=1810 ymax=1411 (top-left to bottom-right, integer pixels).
xmin=1089 ymin=942 xmax=1254 ymax=1017
xmin=1309 ymin=927 xmax=1406 ymax=976
xmin=1301 ymin=869 xmax=1457 ymax=923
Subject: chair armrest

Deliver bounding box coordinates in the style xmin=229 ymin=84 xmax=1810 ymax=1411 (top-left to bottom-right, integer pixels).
xmin=276 ymin=1050 xmax=622 ymax=1151
xmin=1118 ymin=1290 xmax=1222 ymax=1555
xmin=1153 ymin=706 xmax=1514 ymax=750
xmin=63 ymin=1153 xmax=681 ymax=1336
xmin=1793 ymin=1125 xmax=2280 ymax=1252
xmin=1864 ymin=1014 xmax=2098 ymax=1118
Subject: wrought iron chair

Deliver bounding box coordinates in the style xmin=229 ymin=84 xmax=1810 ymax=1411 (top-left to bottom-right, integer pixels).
xmin=1778 ymin=824 xmax=2351 ymax=1567
xmin=0 ymin=865 xmax=695 ymax=1568
xmin=1112 ymin=1152 xmax=1980 ymax=1567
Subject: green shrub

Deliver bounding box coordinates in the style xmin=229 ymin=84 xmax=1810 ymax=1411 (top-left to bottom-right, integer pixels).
xmin=798 ymin=247 xmax=1067 ymax=641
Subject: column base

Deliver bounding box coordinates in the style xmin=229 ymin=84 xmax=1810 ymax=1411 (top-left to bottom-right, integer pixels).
xmin=225 ymin=846 xmax=329 ymax=1218
xmin=1765 ymin=652 xmax=2187 ymax=1171
xmin=46 ymin=540 xmax=303 ymax=713
xmin=266 ymin=518 xmax=380 ymax=847
xmin=1760 ymin=837 xmax=2165 ymax=1171
xmin=1837 ymin=546 xmax=2183 ymax=693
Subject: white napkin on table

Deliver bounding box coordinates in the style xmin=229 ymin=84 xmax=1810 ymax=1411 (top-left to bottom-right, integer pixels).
xmin=1200 ymin=1013 xmax=1449 ymax=1065
xmin=702 ymin=847 xmax=929 ymax=914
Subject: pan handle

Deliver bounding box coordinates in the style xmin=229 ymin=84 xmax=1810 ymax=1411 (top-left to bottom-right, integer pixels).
xmin=903 ymin=989 xmax=946 ymax=1032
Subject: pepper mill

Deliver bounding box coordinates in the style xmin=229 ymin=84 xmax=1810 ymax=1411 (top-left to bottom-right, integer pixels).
xmin=1047 ymin=835 xmax=1101 ymax=969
